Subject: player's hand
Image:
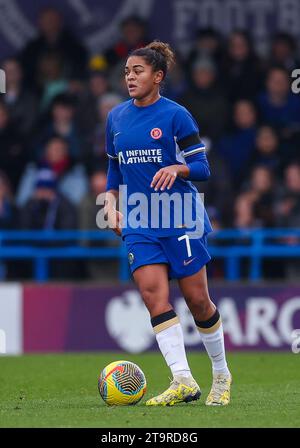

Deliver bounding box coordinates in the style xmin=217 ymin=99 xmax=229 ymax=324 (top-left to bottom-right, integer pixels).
xmin=106 ymin=208 xmax=123 ymax=236
xmin=151 ymin=165 xmax=180 ymax=191
xmin=151 ymin=164 xmax=190 ymax=191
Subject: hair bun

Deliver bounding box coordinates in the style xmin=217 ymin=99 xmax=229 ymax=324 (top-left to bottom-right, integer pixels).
xmin=145 ymin=40 xmax=175 ymax=70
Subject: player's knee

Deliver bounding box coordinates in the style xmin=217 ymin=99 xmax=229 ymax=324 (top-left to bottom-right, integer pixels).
xmin=140 ymin=284 xmax=157 ymax=300
xmin=185 ymin=290 xmax=210 ymax=315
xmin=140 ymin=285 xmax=167 ymax=313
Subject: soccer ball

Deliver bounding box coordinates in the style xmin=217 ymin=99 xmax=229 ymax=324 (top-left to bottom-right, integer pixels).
xmin=98 ymin=360 xmax=147 ymax=405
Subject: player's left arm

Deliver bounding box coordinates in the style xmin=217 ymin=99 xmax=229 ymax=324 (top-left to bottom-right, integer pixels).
xmin=150 ymin=151 xmax=210 ymax=191
xmin=151 ymin=108 xmax=210 ymax=191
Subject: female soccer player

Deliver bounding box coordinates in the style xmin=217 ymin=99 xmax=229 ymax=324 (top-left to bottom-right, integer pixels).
xmin=104 ymin=41 xmax=232 ymax=406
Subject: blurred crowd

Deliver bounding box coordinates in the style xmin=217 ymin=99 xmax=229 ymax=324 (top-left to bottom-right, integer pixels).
xmin=0 ymin=7 xmax=300 ymax=280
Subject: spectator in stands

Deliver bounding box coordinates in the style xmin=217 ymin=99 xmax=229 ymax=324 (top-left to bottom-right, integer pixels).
xmin=250 ymin=126 xmax=281 ymax=174
xmin=163 ymin=54 xmax=187 ymax=101
xmin=78 ymin=168 xmax=119 ymax=279
xmin=17 ymin=136 xmax=88 ymax=207
xmin=75 ymin=71 xmax=110 ymax=137
xmin=275 ymin=163 xmax=300 ymax=228
xmin=33 ymin=93 xmax=82 ymax=160
xmin=0 ymin=102 xmax=25 ymax=190
xmin=1 ymin=58 xmax=38 ymax=138
xmin=216 ymin=100 xmax=257 ymax=187
xmin=196 ymin=143 xmax=234 ymax=227
xmin=185 ymin=28 xmax=223 ymax=81
xmin=84 ymin=93 xmax=123 ymax=172
xmin=104 ymin=16 xmax=150 ymax=98
xmin=109 ymin=65 xmax=130 ymax=98
xmin=20 ymin=7 xmax=87 ymax=90
xmin=257 ymin=66 xmax=300 ymax=139
xmin=222 ymin=30 xmax=263 ymax=102
xmin=179 ymin=57 xmax=229 ymax=140
xmin=269 ymin=32 xmax=300 ymax=71
xmin=234 ymin=192 xmax=257 ymax=229
xmin=0 ymin=171 xmax=16 ymax=229
xmin=79 ymin=169 xmax=107 ymax=232
xmin=19 ymin=167 xmax=77 ymax=230
xmin=234 ymin=183 xmax=280 ymax=278
xmin=104 ymin=16 xmax=149 ymax=69
xmin=241 ymin=166 xmax=276 ymax=228
xmin=274 ymin=162 xmax=300 ymax=278
xmin=37 ymin=52 xmax=68 ymax=111
xmin=19 ymin=167 xmax=78 ymax=279
xmin=0 ymin=171 xmax=16 ymax=279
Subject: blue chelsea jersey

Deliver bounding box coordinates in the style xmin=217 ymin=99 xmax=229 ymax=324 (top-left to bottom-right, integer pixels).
xmin=106 ymin=96 xmax=213 ymax=238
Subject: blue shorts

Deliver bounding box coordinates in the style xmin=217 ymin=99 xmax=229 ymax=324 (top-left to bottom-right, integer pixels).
xmin=124 ymin=233 xmax=211 ymax=279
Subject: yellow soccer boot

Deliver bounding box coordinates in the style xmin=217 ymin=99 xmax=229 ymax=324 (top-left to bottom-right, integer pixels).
xmin=146 ymin=376 xmax=201 ymax=406
xmin=206 ymin=372 xmax=232 ymax=406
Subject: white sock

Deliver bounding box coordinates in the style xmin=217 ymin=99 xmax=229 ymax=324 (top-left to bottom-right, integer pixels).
xmin=199 ymin=323 xmax=230 ymax=376
xmin=155 ymin=322 xmax=192 ymax=379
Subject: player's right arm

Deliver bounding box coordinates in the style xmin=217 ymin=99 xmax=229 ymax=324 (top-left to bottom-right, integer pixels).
xmin=104 ymin=112 xmax=123 ymax=237
xmin=104 ymin=188 xmax=123 ymax=237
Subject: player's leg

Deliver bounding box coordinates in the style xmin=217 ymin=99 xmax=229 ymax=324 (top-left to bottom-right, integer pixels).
xmin=178 ymin=266 xmax=232 ymax=406
xmin=125 ymin=235 xmax=193 ymax=380
xmin=133 ymin=263 xmax=190 ymax=378
xmin=132 ymin=263 xmax=201 ymax=406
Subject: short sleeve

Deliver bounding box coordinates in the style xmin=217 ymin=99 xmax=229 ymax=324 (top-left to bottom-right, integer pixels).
xmin=105 ymin=112 xmax=118 ymax=160
xmin=173 ymin=107 xmax=206 ymax=158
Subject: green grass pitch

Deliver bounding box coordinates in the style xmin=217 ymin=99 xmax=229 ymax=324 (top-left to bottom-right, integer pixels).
xmin=0 ymin=352 xmax=299 ymax=428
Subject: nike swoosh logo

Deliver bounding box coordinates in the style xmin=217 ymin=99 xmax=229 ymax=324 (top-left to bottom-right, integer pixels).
xmin=114 ymin=132 xmax=121 ymax=137
xmin=183 ymin=257 xmax=196 ymax=266
xmin=211 ymin=353 xmax=222 ymax=359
